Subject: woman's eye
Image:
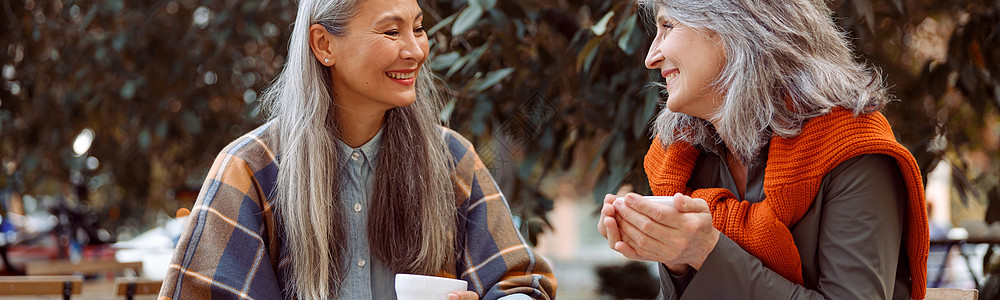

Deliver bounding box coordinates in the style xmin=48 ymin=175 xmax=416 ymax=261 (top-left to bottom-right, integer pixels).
xmin=384 ymin=29 xmax=400 ymax=36
xmin=659 ymin=21 xmax=675 ymax=37
xmin=415 ymin=26 xmax=425 ymax=33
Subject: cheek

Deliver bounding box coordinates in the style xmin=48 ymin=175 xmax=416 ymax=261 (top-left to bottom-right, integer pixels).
xmin=419 ymin=39 xmax=430 ymax=62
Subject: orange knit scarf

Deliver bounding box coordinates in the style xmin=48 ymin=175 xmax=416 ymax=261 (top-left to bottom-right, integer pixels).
xmin=644 ymin=108 xmax=928 ymax=299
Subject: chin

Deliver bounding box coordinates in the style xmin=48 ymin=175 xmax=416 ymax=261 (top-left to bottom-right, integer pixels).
xmin=664 ymin=98 xmax=686 ymax=113
xmin=393 ymin=95 xmax=417 ymax=108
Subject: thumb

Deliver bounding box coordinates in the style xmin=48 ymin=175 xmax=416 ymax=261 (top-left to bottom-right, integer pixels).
xmin=674 ymin=193 xmax=710 ymax=213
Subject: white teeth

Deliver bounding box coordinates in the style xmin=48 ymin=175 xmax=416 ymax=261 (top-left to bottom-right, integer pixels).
xmin=386 ymin=71 xmax=415 ymax=80
xmin=664 ymin=72 xmax=678 ymax=83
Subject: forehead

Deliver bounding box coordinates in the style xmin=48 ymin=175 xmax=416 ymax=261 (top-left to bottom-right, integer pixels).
xmin=654 ymin=6 xmax=671 ymax=20
xmin=355 ymin=0 xmax=422 ymax=21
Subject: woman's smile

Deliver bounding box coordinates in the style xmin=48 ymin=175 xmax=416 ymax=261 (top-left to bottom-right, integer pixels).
xmin=386 ymin=68 xmax=417 ymax=85
xmin=661 ymin=69 xmax=679 ymax=86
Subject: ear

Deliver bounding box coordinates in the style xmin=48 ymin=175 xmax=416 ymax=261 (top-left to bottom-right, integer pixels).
xmin=309 ymin=24 xmax=335 ymax=66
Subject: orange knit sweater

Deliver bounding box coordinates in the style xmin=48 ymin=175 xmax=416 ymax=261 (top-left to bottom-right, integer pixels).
xmin=644 ymin=108 xmax=928 ymax=299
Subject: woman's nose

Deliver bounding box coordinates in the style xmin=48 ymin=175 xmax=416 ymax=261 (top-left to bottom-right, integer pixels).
xmin=400 ymin=34 xmax=425 ymax=61
xmin=644 ymin=40 xmax=662 ymax=70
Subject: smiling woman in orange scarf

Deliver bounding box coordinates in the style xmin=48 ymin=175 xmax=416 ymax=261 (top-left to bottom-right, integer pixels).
xmin=597 ymin=0 xmax=928 ymax=299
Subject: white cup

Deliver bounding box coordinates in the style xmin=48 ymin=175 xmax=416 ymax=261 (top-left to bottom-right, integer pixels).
xmin=394 ymin=274 xmax=468 ymax=300
xmin=615 ymin=195 xmax=675 ymax=207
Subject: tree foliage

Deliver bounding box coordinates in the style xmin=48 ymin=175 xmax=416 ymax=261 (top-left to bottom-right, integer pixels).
xmin=1 ymin=0 xmax=997 ymax=239
xmin=830 ymin=0 xmax=999 ymax=213
xmin=1 ymin=0 xmax=294 ymax=233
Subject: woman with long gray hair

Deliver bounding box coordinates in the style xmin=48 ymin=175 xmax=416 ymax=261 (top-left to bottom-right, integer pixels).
xmin=598 ymin=0 xmax=928 ymax=299
xmin=158 ymin=0 xmax=555 ymax=299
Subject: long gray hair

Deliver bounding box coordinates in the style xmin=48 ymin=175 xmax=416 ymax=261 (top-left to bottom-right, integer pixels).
xmin=641 ymin=0 xmax=889 ymax=162
xmin=260 ymin=0 xmax=457 ymax=298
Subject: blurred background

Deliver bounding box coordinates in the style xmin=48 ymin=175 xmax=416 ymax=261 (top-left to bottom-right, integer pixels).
xmin=1 ymin=0 xmax=998 ymax=298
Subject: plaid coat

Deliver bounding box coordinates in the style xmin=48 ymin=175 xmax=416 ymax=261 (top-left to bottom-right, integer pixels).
xmin=158 ymin=122 xmax=556 ymax=299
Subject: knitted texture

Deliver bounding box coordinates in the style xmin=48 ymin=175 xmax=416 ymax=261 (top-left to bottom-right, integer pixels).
xmin=644 ymin=108 xmax=928 ymax=299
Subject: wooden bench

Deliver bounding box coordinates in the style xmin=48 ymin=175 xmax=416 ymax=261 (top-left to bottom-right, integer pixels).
xmin=926 ymin=288 xmax=980 ymax=300
xmin=114 ymin=278 xmax=162 ymax=300
xmin=0 ymin=275 xmax=82 ymax=299
xmin=25 ymin=259 xmax=142 ymax=277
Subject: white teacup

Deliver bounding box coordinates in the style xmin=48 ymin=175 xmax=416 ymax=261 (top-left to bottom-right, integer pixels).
xmin=394 ymin=274 xmax=468 ymax=300
xmin=615 ymin=195 xmax=675 ymax=207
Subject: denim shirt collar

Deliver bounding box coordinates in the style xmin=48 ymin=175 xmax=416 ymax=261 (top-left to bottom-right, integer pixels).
xmin=337 ymin=127 xmax=383 ymax=171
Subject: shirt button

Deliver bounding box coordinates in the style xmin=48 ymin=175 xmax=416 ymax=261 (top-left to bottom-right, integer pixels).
xmin=358 ymin=259 xmax=366 ymax=268
xmin=354 ymin=203 xmax=362 ymax=212
xmin=350 ymin=151 xmax=360 ymax=161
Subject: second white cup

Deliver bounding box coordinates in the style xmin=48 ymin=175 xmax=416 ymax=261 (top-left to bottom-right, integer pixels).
xmin=394 ymin=274 xmax=468 ymax=300
xmin=615 ymin=195 xmax=675 ymax=207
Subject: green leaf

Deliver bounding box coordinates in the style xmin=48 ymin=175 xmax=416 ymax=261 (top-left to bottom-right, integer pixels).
xmin=634 ymin=88 xmax=658 ymax=138
xmin=470 ymin=97 xmax=493 ymax=135
xmin=112 ymin=32 xmax=127 ymax=52
xmin=617 ymin=14 xmax=638 ymax=55
xmin=461 ymin=71 xmax=483 ymax=91
xmin=120 ymin=80 xmax=137 ymax=100
xmin=428 ymin=13 xmax=456 ymax=36
xmin=480 ymin=0 xmax=497 ymax=10
xmin=471 ymin=67 xmax=515 ymax=93
xmin=445 ymin=54 xmax=469 ymax=78
xmin=452 ymin=5 xmax=484 ymax=36
xmin=429 ymin=52 xmax=461 ymax=71
xmin=592 ymin=11 xmax=615 ymax=36
xmin=469 ymin=0 xmax=497 ymax=10
xmin=439 ymin=99 xmax=456 ymax=122
xmin=577 ymin=37 xmax=601 ymax=73
xmin=455 ymin=44 xmax=489 ymax=77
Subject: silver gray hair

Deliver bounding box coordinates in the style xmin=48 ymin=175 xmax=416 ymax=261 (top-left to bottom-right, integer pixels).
xmin=641 ymin=0 xmax=888 ymax=162
xmin=260 ymin=0 xmax=456 ymax=298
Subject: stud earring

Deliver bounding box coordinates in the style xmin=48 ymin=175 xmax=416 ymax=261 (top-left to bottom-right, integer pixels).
xmin=324 ymin=58 xmax=330 ymax=64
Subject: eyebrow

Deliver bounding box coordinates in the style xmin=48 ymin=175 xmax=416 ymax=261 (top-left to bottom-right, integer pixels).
xmin=374 ymin=11 xmax=423 ymax=26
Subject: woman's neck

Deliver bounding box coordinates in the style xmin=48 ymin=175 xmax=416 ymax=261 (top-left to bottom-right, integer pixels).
xmin=336 ymin=105 xmax=387 ymax=148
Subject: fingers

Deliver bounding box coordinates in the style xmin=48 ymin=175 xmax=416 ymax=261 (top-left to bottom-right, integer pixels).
xmin=605 ymin=217 xmax=639 ymax=259
xmin=614 ymin=240 xmax=648 ymax=261
xmin=604 ymin=193 xmax=617 ymax=205
xmin=448 ymin=291 xmax=479 ymax=300
xmin=598 ymin=196 xmax=618 ymax=238
xmin=616 ymin=211 xmax=668 ymax=249
xmin=673 ymin=193 xmax=710 ymax=213
xmin=620 ymin=238 xmax=660 ymax=262
xmin=616 ymin=195 xmax=681 ymax=229
xmin=605 ymin=216 xmax=623 ymax=248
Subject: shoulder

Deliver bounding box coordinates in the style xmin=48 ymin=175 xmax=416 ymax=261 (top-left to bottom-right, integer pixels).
xmin=792 ymin=108 xmax=895 ymax=146
xmin=202 ymin=121 xmax=280 ymax=198
xmin=767 ymin=108 xmax=907 ymax=175
xmin=440 ymin=126 xmax=474 ymax=153
xmin=829 ymin=154 xmax=900 ymax=176
xmin=215 ymin=121 xmax=280 ymax=171
xmin=823 ymin=154 xmax=904 ymax=197
xmin=437 ymin=126 xmax=488 ymax=196
xmin=438 ymin=126 xmax=482 ymax=166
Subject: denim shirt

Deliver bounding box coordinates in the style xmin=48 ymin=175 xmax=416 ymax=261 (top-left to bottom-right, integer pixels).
xmin=334 ymin=129 xmax=399 ymax=299
xmin=334 ymin=129 xmax=530 ymax=300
